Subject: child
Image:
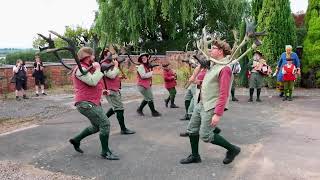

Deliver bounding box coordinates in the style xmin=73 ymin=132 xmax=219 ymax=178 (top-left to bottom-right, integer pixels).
xmin=162 ymin=62 xmax=179 ymax=108
xmin=282 ymin=58 xmax=296 ymax=101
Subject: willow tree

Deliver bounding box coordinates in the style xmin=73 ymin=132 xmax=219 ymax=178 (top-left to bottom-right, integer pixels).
xmin=257 ymin=0 xmax=297 ymax=66
xmin=94 ymin=0 xmax=196 ymax=50
xmin=196 ymin=0 xmax=249 ymax=42
xmin=302 ymin=0 xmax=320 ymax=87
xmin=94 ymin=0 xmax=250 ymax=52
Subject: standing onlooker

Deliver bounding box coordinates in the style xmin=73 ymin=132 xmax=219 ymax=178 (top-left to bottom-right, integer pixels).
xmin=230 ymin=61 xmax=241 ymax=101
xmin=33 ymin=55 xmax=47 ymax=96
xmin=247 ymin=50 xmax=270 ymax=102
xmin=13 ymin=59 xmax=28 ymax=101
xmin=274 ymin=45 xmax=300 ymax=97
xmin=282 ymin=58 xmax=296 ymax=101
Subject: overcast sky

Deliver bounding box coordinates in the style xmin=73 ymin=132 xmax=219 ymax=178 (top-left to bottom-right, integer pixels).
xmin=0 ymin=0 xmax=309 ymax=49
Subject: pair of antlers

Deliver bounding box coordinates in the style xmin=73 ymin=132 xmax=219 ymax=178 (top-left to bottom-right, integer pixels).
xmin=38 ymin=31 xmax=88 ymax=75
xmin=196 ymin=18 xmax=267 ymax=66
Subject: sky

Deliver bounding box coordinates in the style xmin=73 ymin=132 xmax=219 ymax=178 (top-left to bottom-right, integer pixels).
xmin=0 ymin=0 xmax=309 ymax=49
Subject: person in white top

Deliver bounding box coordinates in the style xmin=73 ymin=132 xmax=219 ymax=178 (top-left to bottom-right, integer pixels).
xmin=12 ymin=59 xmax=29 ymax=101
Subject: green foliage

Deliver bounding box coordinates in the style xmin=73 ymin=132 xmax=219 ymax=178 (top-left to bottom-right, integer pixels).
xmin=5 ymin=50 xmax=72 ymax=65
xmin=257 ymin=0 xmax=297 ymax=68
xmin=296 ymin=26 xmax=307 ymax=46
xmin=302 ymin=0 xmax=320 ymax=81
xmin=303 ymin=0 xmax=320 ymax=72
xmin=94 ymin=0 xmax=249 ymax=51
xmin=251 ymin=0 xmax=263 ymax=22
xmin=33 ymin=25 xmax=91 ymax=50
xmin=175 ymin=65 xmax=191 ymax=86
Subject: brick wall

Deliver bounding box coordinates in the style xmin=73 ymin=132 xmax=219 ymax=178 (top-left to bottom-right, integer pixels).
xmin=0 ymin=52 xmax=188 ymax=94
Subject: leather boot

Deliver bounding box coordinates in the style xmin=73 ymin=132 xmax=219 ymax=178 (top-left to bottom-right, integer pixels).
xmin=179 ymin=131 xmax=189 ymax=137
xmin=164 ymin=97 xmax=170 ymax=107
xmin=170 ymin=96 xmax=179 ymax=108
xmin=184 ymin=100 xmax=191 ymax=114
xmin=115 ymin=110 xmax=135 ymax=135
xmin=211 ymin=133 xmax=240 ymax=164
xmin=106 ymin=108 xmax=115 ymax=118
xmin=70 ymin=127 xmax=98 ymax=153
xmin=100 ymin=134 xmax=120 ymax=160
xmin=248 ymin=88 xmax=254 ymax=102
xmin=231 ymin=89 xmax=238 ymax=101
xmin=180 ymin=135 xmax=201 ymax=164
xmin=148 ymin=101 xmax=161 ymax=117
xmin=256 ymin=88 xmax=262 ymax=102
xmin=137 ymin=100 xmax=148 ymax=116
xmin=180 ymin=114 xmax=190 ymax=120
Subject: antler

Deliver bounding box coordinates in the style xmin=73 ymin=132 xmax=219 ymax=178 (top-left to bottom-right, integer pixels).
xmin=197 ymin=17 xmax=267 ymax=65
xmin=38 ymin=33 xmax=73 ymax=70
xmin=47 ymin=30 xmax=87 ymax=75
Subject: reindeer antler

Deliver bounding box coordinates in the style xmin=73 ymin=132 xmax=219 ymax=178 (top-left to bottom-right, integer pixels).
xmin=38 ymin=33 xmax=73 ymax=70
xmin=47 ymin=30 xmax=87 ymax=75
xmin=197 ymin=17 xmax=267 ymax=66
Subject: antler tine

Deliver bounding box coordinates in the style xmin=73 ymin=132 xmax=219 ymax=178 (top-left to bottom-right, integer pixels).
xmin=231 ymin=30 xmax=239 ymax=54
xmin=37 ymin=33 xmax=73 ymax=70
xmin=49 ymin=30 xmax=85 ymax=74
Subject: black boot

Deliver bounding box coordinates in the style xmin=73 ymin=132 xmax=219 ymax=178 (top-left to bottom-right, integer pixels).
xmin=69 ymin=139 xmax=84 ymax=153
xmin=211 ymin=134 xmax=240 ymax=164
xmin=180 ymin=114 xmax=190 ymax=120
xmin=184 ymin=100 xmax=191 ymax=113
xmin=283 ymin=96 xmax=288 ymax=101
xmin=148 ymin=101 xmax=161 ymax=117
xmin=279 ymin=92 xmax=284 ymax=97
xmin=115 ymin=110 xmax=135 ymax=135
xmin=213 ymin=127 xmax=221 ymax=134
xmin=248 ymin=88 xmax=254 ymax=102
xmin=180 ymin=135 xmax=201 ymax=164
xmin=256 ymin=88 xmax=262 ymax=102
xmin=137 ymin=100 xmax=148 ymax=116
xmin=179 ymin=131 xmax=189 ymax=137
xmin=100 ymin=134 xmax=120 ymax=160
xmin=106 ymin=108 xmax=115 ymax=118
xmin=23 ymin=94 xmax=29 ymax=99
xmin=69 ymin=127 xmax=98 ymax=153
xmin=164 ymin=97 xmax=170 ymax=108
xmin=170 ymin=96 xmax=179 ymax=108
xmin=231 ymin=89 xmax=238 ymax=101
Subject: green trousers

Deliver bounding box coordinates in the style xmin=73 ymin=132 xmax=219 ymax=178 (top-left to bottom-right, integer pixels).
xmin=283 ymin=81 xmax=294 ymax=97
xmin=72 ymin=101 xmax=111 ymax=154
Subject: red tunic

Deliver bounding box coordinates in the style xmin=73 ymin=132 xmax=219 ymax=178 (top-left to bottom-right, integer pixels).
xmin=283 ymin=64 xmax=296 ymax=81
xmin=163 ymin=69 xmax=177 ymax=89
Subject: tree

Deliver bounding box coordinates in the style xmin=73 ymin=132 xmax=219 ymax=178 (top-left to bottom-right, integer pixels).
xmin=251 ymin=0 xmax=263 ymax=22
xmin=302 ymin=0 xmax=320 ymax=87
xmin=257 ymin=0 xmax=297 ymax=67
xmin=94 ymin=0 xmax=249 ymax=52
